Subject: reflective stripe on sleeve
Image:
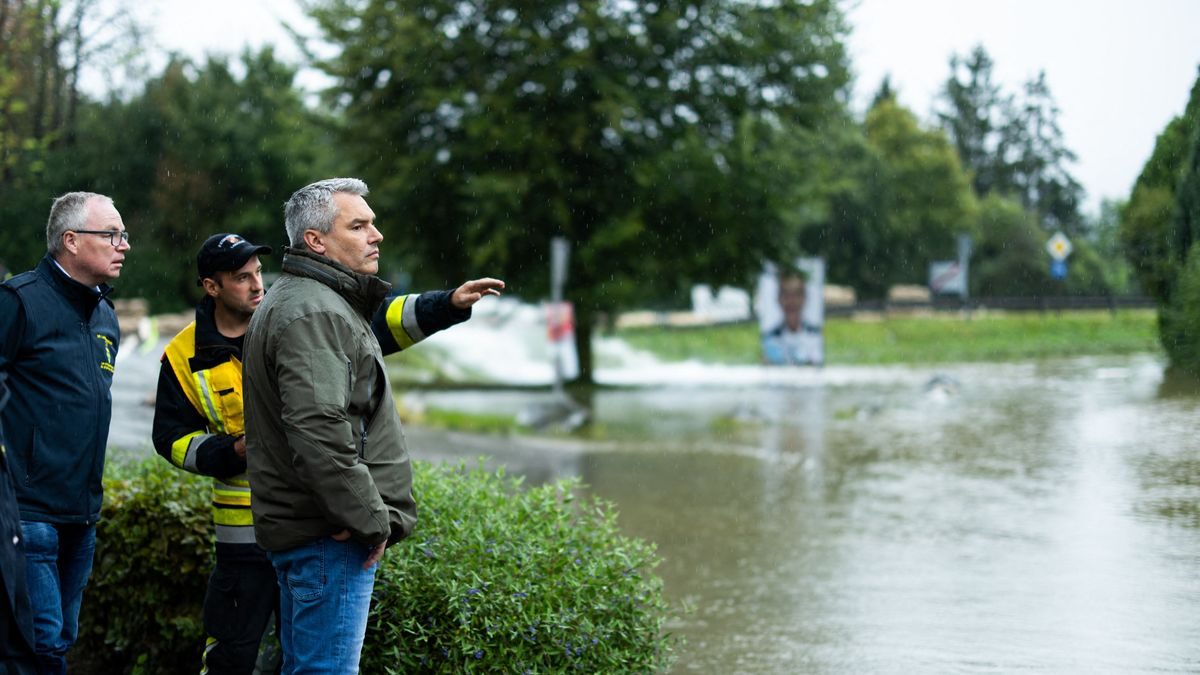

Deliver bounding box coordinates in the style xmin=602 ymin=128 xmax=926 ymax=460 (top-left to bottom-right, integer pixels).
xmin=171 ymin=431 xmax=213 ymax=472
xmin=385 ymin=294 xmax=425 ymax=350
xmin=214 ymin=524 xmax=257 ymax=544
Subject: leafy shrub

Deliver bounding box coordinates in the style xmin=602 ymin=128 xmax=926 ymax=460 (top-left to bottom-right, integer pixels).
xmin=74 ymin=458 xmax=213 ymax=674
xmin=362 ymin=461 xmax=675 ymax=673
xmin=1161 ymin=243 xmax=1200 ymax=377
xmin=73 ymin=458 xmax=675 ymax=673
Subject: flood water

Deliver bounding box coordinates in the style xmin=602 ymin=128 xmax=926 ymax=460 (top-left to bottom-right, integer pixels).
xmin=407 ymin=354 xmax=1200 ymax=674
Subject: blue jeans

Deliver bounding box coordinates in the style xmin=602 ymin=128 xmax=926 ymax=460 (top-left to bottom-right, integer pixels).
xmin=269 ymin=538 xmax=377 ymax=674
xmin=20 ymin=521 xmax=95 ymax=675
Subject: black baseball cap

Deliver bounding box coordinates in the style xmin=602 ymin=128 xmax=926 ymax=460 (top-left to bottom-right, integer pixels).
xmin=197 ymin=233 xmax=272 ymax=283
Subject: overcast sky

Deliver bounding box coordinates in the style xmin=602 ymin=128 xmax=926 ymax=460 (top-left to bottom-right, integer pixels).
xmin=133 ymin=0 xmax=1200 ymax=216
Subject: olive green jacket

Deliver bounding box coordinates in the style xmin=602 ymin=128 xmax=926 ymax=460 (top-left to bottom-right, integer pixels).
xmin=243 ymin=248 xmax=454 ymax=552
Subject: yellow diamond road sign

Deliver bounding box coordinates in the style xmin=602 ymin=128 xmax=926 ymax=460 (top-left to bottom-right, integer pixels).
xmin=1046 ymin=232 xmax=1072 ymax=261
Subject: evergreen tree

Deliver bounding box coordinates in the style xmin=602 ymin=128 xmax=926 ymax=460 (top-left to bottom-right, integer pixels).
xmin=937 ymin=45 xmax=1007 ymax=197
xmin=870 ymin=74 xmax=896 ymax=109
xmin=1119 ymin=68 xmax=1200 ymax=303
xmin=1007 ymin=71 xmax=1085 ymax=235
xmin=937 ymin=46 xmax=1085 ymax=236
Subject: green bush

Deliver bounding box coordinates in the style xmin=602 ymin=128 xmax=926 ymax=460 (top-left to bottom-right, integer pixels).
xmin=1161 ymin=243 xmax=1200 ymax=378
xmin=74 ymin=458 xmax=213 ymax=674
xmin=73 ymin=458 xmax=675 ymax=673
xmin=363 ymin=461 xmax=675 ymax=673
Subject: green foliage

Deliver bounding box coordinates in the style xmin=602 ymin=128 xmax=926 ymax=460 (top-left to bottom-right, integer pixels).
xmin=362 ymin=461 xmax=675 ymax=673
xmin=862 ymin=98 xmax=978 ymax=289
xmin=76 ymin=50 xmax=326 ymax=311
xmin=937 ymin=45 xmax=1007 ymax=198
xmin=74 ymin=458 xmax=673 ymax=673
xmin=0 ymin=48 xmax=329 ymax=312
xmin=1088 ymin=199 xmax=1134 ymax=295
xmin=970 ymin=194 xmax=1047 ymax=296
xmin=633 ymin=115 xmax=820 ymax=304
xmin=1121 ymin=67 xmax=1200 ymax=374
xmin=1119 ymin=79 xmax=1199 ymax=303
xmin=1005 ymin=71 xmax=1085 ymax=235
xmin=74 ymin=458 xmax=213 ymax=674
xmin=306 ymin=0 xmax=852 ymax=381
xmin=1121 ymin=184 xmax=1180 ymax=301
xmin=0 ymin=0 xmax=146 ymax=269
xmin=617 ymin=310 xmax=1159 ymax=366
xmin=1160 ymin=244 xmax=1200 ymax=377
xmin=937 ymin=45 xmax=1084 ymax=236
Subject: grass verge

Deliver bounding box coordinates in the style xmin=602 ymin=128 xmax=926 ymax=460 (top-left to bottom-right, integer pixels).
xmin=617 ymin=309 xmax=1161 ymax=365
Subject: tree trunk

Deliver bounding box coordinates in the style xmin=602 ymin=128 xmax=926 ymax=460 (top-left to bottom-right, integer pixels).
xmin=572 ymin=302 xmax=595 ymax=386
xmin=31 ymin=0 xmax=50 ymax=142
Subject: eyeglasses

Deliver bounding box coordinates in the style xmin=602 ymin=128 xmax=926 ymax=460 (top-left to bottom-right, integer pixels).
xmin=73 ymin=229 xmax=130 ymax=247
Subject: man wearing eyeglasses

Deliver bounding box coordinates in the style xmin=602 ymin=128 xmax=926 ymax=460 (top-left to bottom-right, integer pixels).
xmin=0 ymin=191 xmax=130 ymax=674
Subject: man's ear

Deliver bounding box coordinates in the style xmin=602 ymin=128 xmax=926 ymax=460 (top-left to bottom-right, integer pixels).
xmin=61 ymin=231 xmax=79 ymax=255
xmin=303 ymin=229 xmax=326 ymax=255
xmin=201 ymin=277 xmax=222 ymax=298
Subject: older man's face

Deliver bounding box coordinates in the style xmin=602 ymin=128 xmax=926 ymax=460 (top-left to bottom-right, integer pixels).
xmin=316 ymin=192 xmax=383 ymax=275
xmin=70 ymin=199 xmax=130 ymax=286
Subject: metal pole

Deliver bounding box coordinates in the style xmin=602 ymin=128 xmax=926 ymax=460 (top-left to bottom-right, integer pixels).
xmin=550 ymin=237 xmax=569 ymax=396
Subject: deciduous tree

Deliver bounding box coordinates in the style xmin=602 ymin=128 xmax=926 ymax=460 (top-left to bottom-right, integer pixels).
xmin=304 ymin=0 xmax=852 ymax=382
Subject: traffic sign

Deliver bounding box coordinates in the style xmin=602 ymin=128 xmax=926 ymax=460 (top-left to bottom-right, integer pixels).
xmin=1050 ymin=259 xmax=1068 ymax=280
xmin=1046 ymin=232 xmax=1073 ymax=261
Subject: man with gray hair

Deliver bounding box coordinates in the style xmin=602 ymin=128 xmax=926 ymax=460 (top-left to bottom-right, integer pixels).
xmin=0 ymin=191 xmax=130 ymax=673
xmin=243 ymin=178 xmax=503 ymax=672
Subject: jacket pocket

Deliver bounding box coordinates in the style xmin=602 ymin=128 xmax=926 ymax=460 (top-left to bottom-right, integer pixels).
xmin=206 ymin=361 xmax=245 ymax=437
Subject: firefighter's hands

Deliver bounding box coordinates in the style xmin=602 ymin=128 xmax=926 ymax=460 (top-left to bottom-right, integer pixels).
xmin=451 ymin=278 xmax=505 ymax=309
xmin=233 ymin=436 xmax=246 ymax=459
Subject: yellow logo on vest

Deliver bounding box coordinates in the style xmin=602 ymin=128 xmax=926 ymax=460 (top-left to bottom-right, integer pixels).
xmin=96 ymin=334 xmax=115 ymax=373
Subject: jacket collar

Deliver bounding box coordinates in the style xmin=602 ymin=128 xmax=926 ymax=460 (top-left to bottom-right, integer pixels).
xmin=281 ymin=247 xmax=391 ymax=318
xmin=38 ymin=255 xmax=114 ymax=317
xmin=193 ymin=296 xmax=236 ymax=352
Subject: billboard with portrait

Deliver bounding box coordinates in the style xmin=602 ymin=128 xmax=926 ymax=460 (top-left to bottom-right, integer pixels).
xmin=754 ymin=258 xmax=825 ymax=366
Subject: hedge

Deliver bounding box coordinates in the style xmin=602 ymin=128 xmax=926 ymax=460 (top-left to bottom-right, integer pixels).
xmin=71 ymin=458 xmax=675 ymax=673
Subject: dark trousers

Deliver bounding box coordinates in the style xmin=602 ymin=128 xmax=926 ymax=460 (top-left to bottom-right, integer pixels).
xmin=202 ymin=554 xmax=280 ymax=675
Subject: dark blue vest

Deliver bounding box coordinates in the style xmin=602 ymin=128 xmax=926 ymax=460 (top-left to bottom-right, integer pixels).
xmin=0 ymin=257 xmax=119 ymax=523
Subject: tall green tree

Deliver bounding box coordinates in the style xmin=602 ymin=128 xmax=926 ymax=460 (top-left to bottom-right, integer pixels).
xmin=937 ymin=46 xmax=1084 ymax=236
xmin=1 ymin=49 xmax=329 ymax=309
xmin=862 ymin=97 xmax=978 ymax=292
xmin=0 ymin=0 xmax=144 ymax=271
xmin=936 ymin=45 xmax=1007 ymax=197
xmin=1118 ymin=67 xmax=1200 ymax=375
xmin=1159 ymin=76 xmax=1200 ymax=375
xmin=1119 ymin=69 xmax=1200 ymax=303
xmin=792 ymin=117 xmax=891 ymax=296
xmin=1006 ymin=71 xmax=1085 ymax=236
xmin=305 ymin=0 xmax=852 ymax=383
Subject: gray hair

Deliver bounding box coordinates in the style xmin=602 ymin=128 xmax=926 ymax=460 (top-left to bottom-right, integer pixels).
xmin=47 ymin=192 xmax=113 ymax=256
xmin=283 ymin=178 xmax=370 ymax=247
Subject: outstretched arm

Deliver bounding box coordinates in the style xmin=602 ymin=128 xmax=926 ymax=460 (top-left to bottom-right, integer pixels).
xmin=372 ymin=278 xmax=505 ymax=357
